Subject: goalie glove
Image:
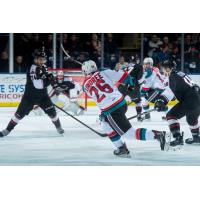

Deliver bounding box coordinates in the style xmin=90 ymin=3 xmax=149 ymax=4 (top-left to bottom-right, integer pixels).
xmin=154 ymin=97 xmax=168 ymax=112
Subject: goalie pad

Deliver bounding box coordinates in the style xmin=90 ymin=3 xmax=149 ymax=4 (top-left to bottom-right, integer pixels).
xmin=53 ymin=94 xmax=84 ymax=116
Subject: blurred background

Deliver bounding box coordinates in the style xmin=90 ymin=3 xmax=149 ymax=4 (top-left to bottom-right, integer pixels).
xmin=0 ymin=33 xmax=199 ymax=74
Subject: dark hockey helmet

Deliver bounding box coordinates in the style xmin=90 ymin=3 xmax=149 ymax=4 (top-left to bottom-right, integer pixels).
xmin=34 ymin=51 xmax=47 ymax=59
xmin=162 ymin=60 xmax=176 ymax=69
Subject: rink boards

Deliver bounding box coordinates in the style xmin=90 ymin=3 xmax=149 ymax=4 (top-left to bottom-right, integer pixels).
xmin=0 ymin=73 xmax=200 ymax=107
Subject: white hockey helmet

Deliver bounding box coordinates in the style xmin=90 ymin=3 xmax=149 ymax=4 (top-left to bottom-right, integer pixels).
xmin=82 ymin=60 xmax=97 ymax=75
xmin=143 ymin=57 xmax=154 ymax=66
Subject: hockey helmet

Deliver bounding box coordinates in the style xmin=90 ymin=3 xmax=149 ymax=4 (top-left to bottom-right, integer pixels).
xmin=57 ymin=70 xmax=64 ymax=80
xmin=162 ymin=60 xmax=176 ymax=69
xmin=143 ymin=57 xmax=153 ymax=66
xmin=82 ymin=60 xmax=97 ymax=75
xmin=34 ymin=51 xmax=47 ymax=59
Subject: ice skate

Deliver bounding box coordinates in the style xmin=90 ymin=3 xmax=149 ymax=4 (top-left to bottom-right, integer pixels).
xmin=154 ymin=131 xmax=166 ymax=151
xmin=185 ymin=135 xmax=200 ymax=145
xmin=113 ymin=143 xmax=130 ymax=157
xmin=0 ymin=129 xmax=10 ymax=137
xmin=170 ymin=133 xmax=184 ymax=147
xmin=57 ymin=127 xmax=64 ymax=134
xmin=144 ymin=112 xmax=151 ymax=121
xmin=137 ymin=115 xmax=144 ymax=122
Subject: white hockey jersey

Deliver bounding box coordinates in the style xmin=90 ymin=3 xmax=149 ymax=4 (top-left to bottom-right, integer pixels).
xmin=141 ymin=67 xmax=174 ymax=102
xmin=83 ymin=69 xmax=129 ymax=113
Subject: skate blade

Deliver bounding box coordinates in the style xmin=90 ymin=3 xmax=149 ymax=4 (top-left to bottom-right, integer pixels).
xmin=167 ymin=145 xmax=183 ymax=151
xmin=164 ymin=142 xmax=170 ymax=151
xmin=186 ymin=143 xmax=200 ymax=146
xmin=163 ymin=132 xmax=184 ymax=151
xmin=115 ymin=154 xmax=132 ymax=158
xmin=163 ymin=132 xmax=171 ymax=151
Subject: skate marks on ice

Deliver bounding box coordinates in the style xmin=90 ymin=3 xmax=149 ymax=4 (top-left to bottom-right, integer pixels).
xmin=0 ymin=107 xmax=199 ymax=165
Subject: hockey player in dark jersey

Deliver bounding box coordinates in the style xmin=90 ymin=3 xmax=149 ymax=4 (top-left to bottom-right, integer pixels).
xmin=154 ymin=60 xmax=200 ymax=146
xmin=0 ymin=51 xmax=64 ymax=137
xmin=117 ymin=63 xmax=144 ymax=121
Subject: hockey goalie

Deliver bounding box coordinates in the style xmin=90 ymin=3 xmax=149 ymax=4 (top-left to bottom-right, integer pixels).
xmin=33 ymin=70 xmax=85 ymax=116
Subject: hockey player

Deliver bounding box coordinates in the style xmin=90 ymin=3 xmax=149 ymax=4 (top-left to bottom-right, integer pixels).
xmin=51 ymin=70 xmax=85 ymax=116
xmin=0 ymin=51 xmax=64 ymax=137
xmin=117 ymin=63 xmax=144 ymax=121
xmin=82 ymin=60 xmax=167 ymax=157
xmin=141 ymin=57 xmax=174 ymax=120
xmin=154 ymin=60 xmax=200 ymax=146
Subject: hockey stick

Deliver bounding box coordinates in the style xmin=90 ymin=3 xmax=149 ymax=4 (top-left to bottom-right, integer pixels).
xmin=61 ymin=44 xmax=83 ymax=66
xmin=53 ymin=103 xmax=107 ymax=137
xmin=127 ymin=90 xmax=160 ymax=106
xmin=128 ymin=108 xmax=156 ymax=121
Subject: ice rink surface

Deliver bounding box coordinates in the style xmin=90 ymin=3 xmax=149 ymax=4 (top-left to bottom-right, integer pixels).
xmin=0 ymin=106 xmax=199 ymax=166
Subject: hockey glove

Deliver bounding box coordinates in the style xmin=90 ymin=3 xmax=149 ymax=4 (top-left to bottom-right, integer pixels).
xmin=125 ymin=84 xmax=134 ymax=92
xmin=154 ymin=99 xmax=168 ymax=112
xmin=36 ymin=66 xmax=48 ymax=80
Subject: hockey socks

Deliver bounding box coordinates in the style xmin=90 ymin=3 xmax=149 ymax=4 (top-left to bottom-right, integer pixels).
xmin=135 ymin=102 xmax=142 ymax=115
xmin=108 ymin=131 xmax=124 ymax=148
xmin=6 ymin=114 xmax=22 ymax=132
xmin=125 ymin=127 xmax=162 ymax=140
xmin=50 ymin=115 xmax=64 ymax=134
xmin=189 ymin=121 xmax=200 ymax=137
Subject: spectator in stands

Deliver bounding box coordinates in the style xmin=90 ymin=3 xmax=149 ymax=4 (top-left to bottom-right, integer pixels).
xmin=90 ymin=38 xmax=101 ymax=68
xmin=115 ymin=56 xmax=129 ymax=71
xmin=162 ymin=36 xmax=172 ymax=51
xmin=0 ymin=51 xmax=9 ymax=72
xmin=14 ymin=55 xmax=27 ymax=73
xmin=185 ymin=45 xmax=199 ymax=73
xmin=104 ymin=33 xmax=118 ymax=68
xmin=158 ymin=45 xmax=171 ymax=65
xmin=62 ymin=33 xmax=70 ymax=53
xmin=44 ymin=34 xmax=53 ymax=67
xmin=170 ymin=46 xmax=181 ymax=70
xmin=104 ymin=33 xmax=118 ymax=55
xmin=68 ymin=34 xmax=81 ymax=55
xmin=30 ymin=34 xmax=43 ymax=53
xmin=45 ymin=34 xmax=53 ymax=51
xmin=185 ymin=34 xmax=192 ymax=53
xmin=195 ymin=34 xmax=200 ymax=52
xmin=148 ymin=34 xmax=163 ymax=57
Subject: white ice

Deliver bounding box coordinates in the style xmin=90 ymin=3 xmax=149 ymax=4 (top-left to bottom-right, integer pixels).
xmin=0 ymin=106 xmax=199 ymax=166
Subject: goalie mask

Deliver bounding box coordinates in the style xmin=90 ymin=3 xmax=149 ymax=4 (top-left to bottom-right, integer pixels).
xmin=57 ymin=70 xmax=64 ymax=83
xmin=82 ymin=60 xmax=97 ymax=75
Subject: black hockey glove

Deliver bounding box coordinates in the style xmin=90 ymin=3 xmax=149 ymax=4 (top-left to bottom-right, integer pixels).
xmin=154 ymin=99 xmax=168 ymax=112
xmin=48 ymin=73 xmax=56 ymax=86
xmin=36 ymin=66 xmax=48 ymax=80
xmin=193 ymin=84 xmax=200 ymax=92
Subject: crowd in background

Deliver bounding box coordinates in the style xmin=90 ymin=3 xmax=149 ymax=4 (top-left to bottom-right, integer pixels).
xmin=144 ymin=33 xmax=200 ymax=73
xmin=0 ymin=33 xmax=200 ymax=74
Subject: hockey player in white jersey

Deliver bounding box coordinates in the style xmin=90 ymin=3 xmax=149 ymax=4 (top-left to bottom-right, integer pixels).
xmin=82 ymin=60 xmax=167 ymax=157
xmin=141 ymin=57 xmax=174 ymax=120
